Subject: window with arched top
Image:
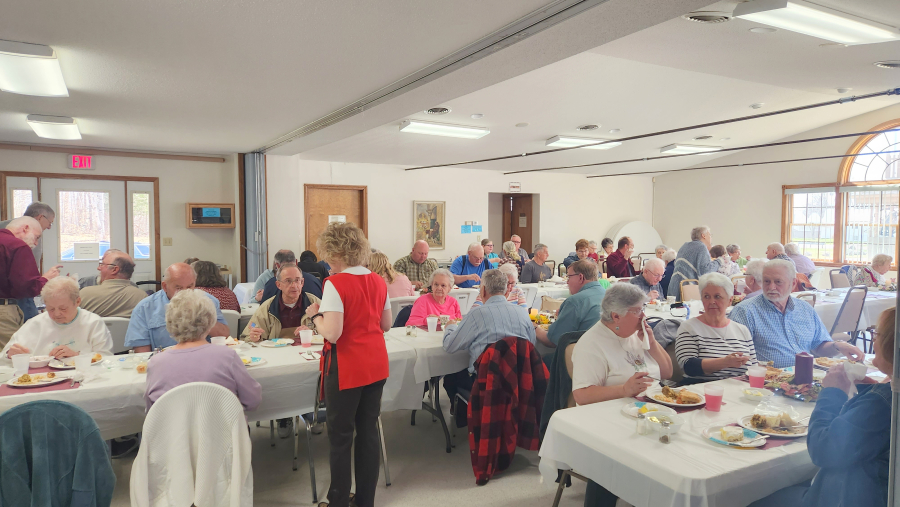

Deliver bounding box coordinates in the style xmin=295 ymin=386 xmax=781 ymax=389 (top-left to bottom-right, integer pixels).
xmin=782 ymin=120 xmax=899 ymax=267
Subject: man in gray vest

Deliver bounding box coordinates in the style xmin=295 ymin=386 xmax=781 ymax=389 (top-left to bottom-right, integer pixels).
xmin=0 ymin=202 xmax=62 ymax=321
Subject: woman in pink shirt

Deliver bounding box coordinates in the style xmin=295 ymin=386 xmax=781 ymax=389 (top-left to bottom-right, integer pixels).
xmin=406 ymin=269 xmax=461 ymax=326
xmin=368 ymin=252 xmax=415 ymax=298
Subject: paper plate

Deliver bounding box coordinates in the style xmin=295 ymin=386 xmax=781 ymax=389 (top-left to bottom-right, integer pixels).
xmin=48 ymin=358 xmax=104 ymax=370
xmin=644 ymin=386 xmax=706 ymax=408
xmin=7 ymin=372 xmax=71 ymax=388
xmin=702 ymin=425 xmax=766 ymax=448
xmin=620 ymin=401 xmax=677 ymax=418
xmin=260 ymin=338 xmax=294 ymax=348
xmin=738 ymin=415 xmax=808 ymax=438
xmin=240 ymin=356 xmax=267 ymax=367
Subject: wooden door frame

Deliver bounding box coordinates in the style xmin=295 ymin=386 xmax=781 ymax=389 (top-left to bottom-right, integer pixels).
xmin=0 ymin=171 xmax=162 ymax=281
xmin=303 ymin=184 xmax=368 ymax=253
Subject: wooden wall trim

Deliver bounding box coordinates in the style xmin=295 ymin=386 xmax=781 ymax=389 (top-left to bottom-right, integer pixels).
xmin=837 ymin=118 xmax=900 ymax=184
xmin=0 ymin=142 xmax=226 ymax=163
xmin=0 ymin=171 xmax=158 ymax=182
xmin=237 ymin=154 xmax=247 ymax=283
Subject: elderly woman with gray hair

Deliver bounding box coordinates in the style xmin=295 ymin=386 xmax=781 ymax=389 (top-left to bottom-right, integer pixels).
xmin=406 ymin=268 xmax=462 ymax=326
xmin=3 ymin=276 xmax=112 ymax=359
xmin=668 ymin=225 xmax=721 ymax=302
xmin=571 ymin=283 xmax=672 ymax=507
xmin=674 ymin=273 xmax=756 ymax=384
xmin=471 ymin=262 xmax=527 ymax=308
xmin=144 ymin=289 xmax=261 ymax=411
xmin=849 ymin=253 xmax=894 ymax=288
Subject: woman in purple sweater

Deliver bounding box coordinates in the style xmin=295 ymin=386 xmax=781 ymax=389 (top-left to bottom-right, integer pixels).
xmin=145 ymin=289 xmax=261 ymax=412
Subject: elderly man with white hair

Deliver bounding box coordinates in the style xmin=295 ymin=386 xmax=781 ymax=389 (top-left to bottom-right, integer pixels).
xmin=742 ymin=259 xmax=766 ymax=299
xmin=471 ymin=262 xmax=527 ymax=308
xmin=3 ymin=276 xmax=112 ymax=360
xmin=449 ymin=243 xmax=490 ymax=289
xmin=0 ymin=202 xmax=60 ymax=322
xmin=125 ymin=262 xmax=230 ymax=352
xmin=730 ymin=259 xmax=865 ymax=368
xmin=668 ymin=226 xmax=720 ymax=302
xmin=784 ymin=243 xmax=816 ymax=277
xmin=0 ymin=217 xmax=62 ymax=346
xmin=765 ymin=242 xmax=795 ymax=266
xmin=675 ymin=273 xmax=756 ymax=383
xmin=630 ymin=257 xmax=665 ymax=300
xmin=520 ymin=243 xmax=552 ymax=283
xmin=442 ymin=268 xmax=535 ymax=403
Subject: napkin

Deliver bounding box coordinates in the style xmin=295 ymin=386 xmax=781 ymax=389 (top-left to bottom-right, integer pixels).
xmin=844 ymin=362 xmax=868 ymax=397
xmin=640 ymin=318 xmax=651 ymax=350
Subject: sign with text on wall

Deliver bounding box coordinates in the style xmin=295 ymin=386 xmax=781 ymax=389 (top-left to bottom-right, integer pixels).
xmin=73 ymin=242 xmax=100 ymax=260
xmin=509 ymin=182 xmax=521 ymax=193
xmin=328 ymin=215 xmax=347 ymax=224
xmin=67 ymin=154 xmax=94 ymax=170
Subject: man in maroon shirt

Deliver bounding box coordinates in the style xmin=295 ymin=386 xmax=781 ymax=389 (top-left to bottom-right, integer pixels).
xmin=606 ymin=236 xmax=638 ymax=278
xmin=0 ymin=217 xmax=61 ymax=346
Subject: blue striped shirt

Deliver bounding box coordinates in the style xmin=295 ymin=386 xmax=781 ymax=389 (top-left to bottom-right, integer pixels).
xmin=443 ymin=295 xmax=536 ymax=372
xmin=729 ymin=294 xmax=831 ymax=368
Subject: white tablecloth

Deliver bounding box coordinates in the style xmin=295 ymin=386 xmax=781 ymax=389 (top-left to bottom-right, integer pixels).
xmin=385 ymin=327 xmax=469 ymax=383
xmin=0 ymin=338 xmax=423 ymax=441
xmin=539 ymin=378 xmax=818 ymax=507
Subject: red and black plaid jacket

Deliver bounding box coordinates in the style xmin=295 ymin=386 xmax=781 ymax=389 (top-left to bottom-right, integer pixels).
xmin=467 ymin=337 xmax=549 ymax=485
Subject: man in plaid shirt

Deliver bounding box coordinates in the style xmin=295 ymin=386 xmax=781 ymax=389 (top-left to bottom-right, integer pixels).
xmin=392 ymin=240 xmax=438 ymax=291
xmin=730 ymin=259 xmax=865 ymax=368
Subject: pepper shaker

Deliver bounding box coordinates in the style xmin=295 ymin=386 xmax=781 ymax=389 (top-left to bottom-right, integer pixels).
xmin=659 ymin=420 xmax=671 ymax=444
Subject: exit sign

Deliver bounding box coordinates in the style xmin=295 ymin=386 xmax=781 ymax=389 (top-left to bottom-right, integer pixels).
xmin=67 ymin=154 xmax=94 ymax=170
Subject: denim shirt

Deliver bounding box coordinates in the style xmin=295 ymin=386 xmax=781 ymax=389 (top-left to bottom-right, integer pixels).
xmin=803 ymin=383 xmax=891 ymax=507
xmin=124 ymin=290 xmax=227 ymax=349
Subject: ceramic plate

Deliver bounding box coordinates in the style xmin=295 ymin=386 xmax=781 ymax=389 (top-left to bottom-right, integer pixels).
xmin=738 ymin=415 xmax=808 ymax=438
xmin=702 ymin=425 xmax=766 ymax=448
xmin=48 ymin=358 xmax=104 ymax=370
xmin=7 ymin=372 xmax=71 ymax=388
xmin=644 ymin=386 xmax=706 ymax=408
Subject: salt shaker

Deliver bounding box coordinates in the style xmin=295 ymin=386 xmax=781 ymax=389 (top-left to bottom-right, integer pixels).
xmin=659 ymin=420 xmax=672 ymax=444
xmin=636 ymin=413 xmax=650 ymax=435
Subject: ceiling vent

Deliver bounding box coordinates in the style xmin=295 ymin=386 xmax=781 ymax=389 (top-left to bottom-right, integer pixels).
xmin=682 ymin=11 xmax=732 ymax=24
xmin=874 ymin=61 xmax=900 ymax=69
xmin=693 ymin=135 xmax=713 ymax=140
xmin=577 ymin=124 xmax=599 ymax=131
xmin=425 ymin=107 xmax=451 ymax=115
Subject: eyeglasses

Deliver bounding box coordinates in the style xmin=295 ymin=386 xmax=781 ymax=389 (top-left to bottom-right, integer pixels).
xmin=39 ymin=214 xmax=54 ymax=228
xmin=626 ymin=306 xmax=645 ymax=316
xmin=566 ymin=272 xmax=582 ymax=279
xmin=280 ymin=278 xmax=304 ymax=286
xmin=98 ymin=262 xmax=117 ymax=269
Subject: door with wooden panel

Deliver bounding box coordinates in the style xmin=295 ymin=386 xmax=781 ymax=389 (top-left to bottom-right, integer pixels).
xmin=502 ymin=193 xmax=533 ymax=254
xmin=304 ymin=184 xmax=367 ymax=258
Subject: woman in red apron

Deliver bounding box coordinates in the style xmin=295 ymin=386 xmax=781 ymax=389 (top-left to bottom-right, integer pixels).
xmin=305 ymin=222 xmax=391 ymax=507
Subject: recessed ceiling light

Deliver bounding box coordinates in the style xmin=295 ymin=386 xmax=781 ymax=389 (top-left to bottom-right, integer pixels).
xmin=26 ymin=114 xmax=81 ymax=140
xmin=399 ymin=119 xmax=489 ymax=139
xmin=660 ymin=144 xmax=721 ymax=155
xmin=750 ymin=103 xmax=765 ymax=109
xmin=546 ymin=135 xmax=622 ymax=150
xmin=608 ymin=129 xmax=620 ymax=134
xmin=516 ymin=122 xmax=529 ymax=128
xmin=470 ymin=113 xmax=484 ymax=119
xmin=425 ymin=107 xmax=451 ymax=115
xmin=749 ymin=27 xmax=777 ymax=33
xmin=693 ymin=135 xmax=714 ymax=140
xmin=577 ymin=124 xmax=599 ymax=131
xmin=0 ymin=39 xmax=69 ymax=97
xmin=874 ymin=60 xmax=900 ymax=69
xmin=733 ymin=0 xmax=900 ymax=45
xmin=836 ymin=87 xmax=852 ymax=93
xmin=819 ymin=42 xmax=847 ymax=48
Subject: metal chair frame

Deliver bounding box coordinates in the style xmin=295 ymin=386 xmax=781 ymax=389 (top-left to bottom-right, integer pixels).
xmin=830 ymin=269 xmax=851 ymax=289
xmin=829 ymin=285 xmax=868 ymax=348
xmin=680 ymin=279 xmax=700 ymax=301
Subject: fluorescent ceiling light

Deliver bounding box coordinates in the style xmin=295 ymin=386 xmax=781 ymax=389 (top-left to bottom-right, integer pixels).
xmin=399 ymin=120 xmax=489 ymax=139
xmin=660 ymin=144 xmax=721 ymax=155
xmin=0 ymin=39 xmax=69 ymax=97
xmin=733 ymin=0 xmax=900 ymax=45
xmin=26 ymin=115 xmax=81 ymax=140
xmin=545 ymin=135 xmax=622 ymax=150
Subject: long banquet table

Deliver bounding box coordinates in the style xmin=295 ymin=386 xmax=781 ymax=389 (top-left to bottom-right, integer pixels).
xmin=539 ymin=377 xmax=818 ymax=507
xmin=0 ymin=337 xmax=423 ymax=441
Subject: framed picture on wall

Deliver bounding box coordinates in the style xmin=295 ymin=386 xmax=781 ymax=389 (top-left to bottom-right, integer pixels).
xmin=414 ymin=201 xmax=445 ymax=250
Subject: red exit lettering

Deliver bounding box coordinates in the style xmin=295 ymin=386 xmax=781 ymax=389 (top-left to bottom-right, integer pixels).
xmin=67 ymin=155 xmax=93 ymax=170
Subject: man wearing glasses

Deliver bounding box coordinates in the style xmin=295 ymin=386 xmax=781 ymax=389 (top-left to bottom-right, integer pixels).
xmin=630 ymin=258 xmax=665 ymax=301
xmin=534 ymin=260 xmax=606 ymax=348
xmin=500 ymin=234 xmax=530 ymax=262
xmin=79 ymin=249 xmax=147 ymax=318
xmin=0 ymin=202 xmax=61 ymax=322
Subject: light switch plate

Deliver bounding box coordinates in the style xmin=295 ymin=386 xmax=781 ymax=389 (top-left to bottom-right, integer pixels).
xmin=163 ymin=237 xmax=173 ymax=246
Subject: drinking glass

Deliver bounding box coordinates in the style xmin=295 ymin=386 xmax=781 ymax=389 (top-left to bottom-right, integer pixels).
xmin=11 ymin=354 xmax=30 ymax=376
xmin=74 ymin=353 xmax=93 ymax=373
xmin=211 ymin=336 xmax=227 ymax=346
xmin=704 ymin=385 xmax=724 ymax=412
xmin=747 ymin=365 xmax=767 ymax=388
xmin=298 ymin=329 xmax=313 ymax=347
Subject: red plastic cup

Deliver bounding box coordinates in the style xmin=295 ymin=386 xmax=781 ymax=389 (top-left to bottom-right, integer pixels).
xmin=704 ymin=385 xmax=724 ymax=412
xmin=747 ymin=365 xmax=766 ymax=388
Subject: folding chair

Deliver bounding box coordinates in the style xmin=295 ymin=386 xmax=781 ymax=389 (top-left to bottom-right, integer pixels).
xmin=830 ymin=269 xmax=851 ymax=289
xmin=680 ymin=279 xmax=700 ymax=301
xmin=796 ymin=292 xmax=816 ymax=306
xmin=730 ymin=275 xmax=747 ymax=295
xmin=829 ymin=286 xmax=867 ymax=349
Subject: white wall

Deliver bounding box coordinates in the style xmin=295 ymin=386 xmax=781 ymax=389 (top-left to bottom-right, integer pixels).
xmin=653 ymin=103 xmax=900 ymax=258
xmin=0 ymin=149 xmax=241 ymax=280
xmin=266 ymin=156 xmax=655 ymax=264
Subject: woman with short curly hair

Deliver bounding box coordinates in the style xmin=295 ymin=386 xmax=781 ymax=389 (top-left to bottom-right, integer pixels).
xmin=305 ymin=222 xmax=391 ymax=507
xmin=143 ymin=289 xmax=261 ymax=412
xmin=192 ymin=260 xmax=240 ymax=312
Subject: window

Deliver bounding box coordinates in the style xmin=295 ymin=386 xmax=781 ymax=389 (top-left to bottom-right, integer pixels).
xmin=782 ymin=119 xmax=900 ymax=267
xmin=57 ymin=190 xmax=110 ymax=261
xmin=786 ymin=190 xmax=835 ymax=262
xmin=132 ymin=192 xmax=151 ymax=259
xmin=12 ymin=189 xmax=33 ymax=218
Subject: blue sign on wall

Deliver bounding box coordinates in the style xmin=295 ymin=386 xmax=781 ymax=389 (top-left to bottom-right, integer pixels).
xmin=202 ymin=208 xmax=221 ymax=218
